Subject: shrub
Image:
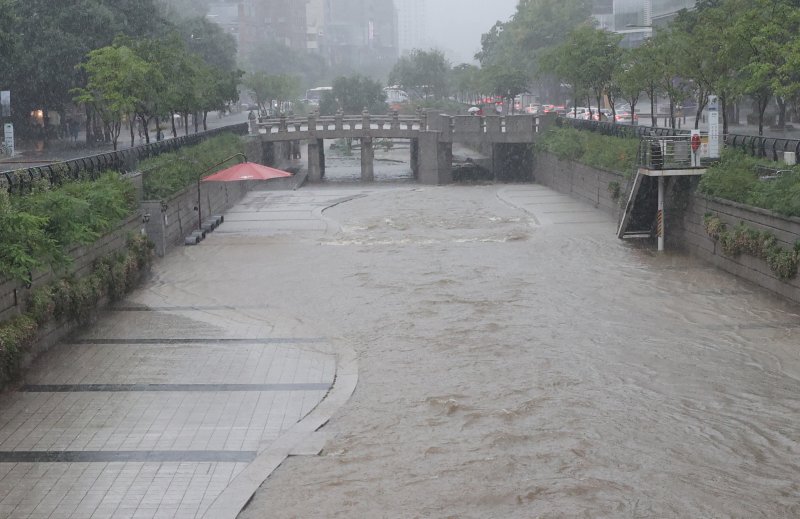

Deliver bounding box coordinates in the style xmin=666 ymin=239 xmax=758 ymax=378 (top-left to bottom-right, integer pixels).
xmin=537 ymin=127 xmax=637 ymax=175
xmin=0 ymin=174 xmax=135 ymax=284
xmin=703 ymin=214 xmax=800 ymax=280
xmin=141 ymin=133 xmax=245 ymax=200
xmin=699 ymin=149 xmax=800 ymax=217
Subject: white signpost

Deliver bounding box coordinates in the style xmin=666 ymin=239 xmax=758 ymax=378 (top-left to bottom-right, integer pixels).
xmin=3 ymin=123 xmax=13 ymax=156
xmin=707 ymin=95 xmax=721 ymax=159
xmin=3 ymin=123 xmax=14 ymax=156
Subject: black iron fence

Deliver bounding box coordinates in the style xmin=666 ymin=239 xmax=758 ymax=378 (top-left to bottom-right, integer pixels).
xmin=559 ymin=118 xmax=800 ymax=163
xmin=1 ymin=123 xmax=249 ymax=194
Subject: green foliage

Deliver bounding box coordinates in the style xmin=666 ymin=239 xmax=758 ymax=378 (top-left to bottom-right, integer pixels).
xmin=243 ymin=73 xmax=300 ymax=115
xmin=389 ymin=49 xmax=451 ymax=100
xmin=699 ymin=149 xmax=800 ymax=217
xmin=141 ymin=133 xmax=245 ymax=200
xmin=703 ymin=215 xmax=800 ymax=280
xmin=0 ymin=175 xmax=135 ymax=284
xmin=0 ymin=234 xmax=153 ymax=386
xmin=319 ymin=76 xmax=387 ymax=116
xmin=0 ymin=315 xmax=37 ymax=383
xmin=608 ymin=181 xmax=621 ymax=201
xmin=537 ymin=127 xmax=638 ymax=175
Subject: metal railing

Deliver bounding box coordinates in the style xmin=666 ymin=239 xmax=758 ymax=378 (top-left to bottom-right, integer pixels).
xmin=559 ymin=117 xmax=800 ymax=163
xmin=638 ymin=135 xmax=701 ymax=170
xmin=1 ymin=123 xmax=248 ymax=194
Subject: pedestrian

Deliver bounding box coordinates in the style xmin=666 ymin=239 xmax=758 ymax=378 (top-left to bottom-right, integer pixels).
xmin=70 ymin=120 xmax=79 ymax=142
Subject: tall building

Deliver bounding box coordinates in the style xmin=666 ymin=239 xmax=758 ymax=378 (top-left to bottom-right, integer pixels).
xmin=324 ymin=0 xmax=399 ymax=78
xmin=307 ymin=0 xmax=326 ymax=52
xmin=238 ymin=0 xmax=309 ymax=57
xmin=592 ymin=0 xmax=696 ymax=47
xmin=395 ymin=0 xmax=427 ymax=54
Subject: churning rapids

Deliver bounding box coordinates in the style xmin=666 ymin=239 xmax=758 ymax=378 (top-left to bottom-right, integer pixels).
xmin=224 ymin=183 xmax=800 ymax=518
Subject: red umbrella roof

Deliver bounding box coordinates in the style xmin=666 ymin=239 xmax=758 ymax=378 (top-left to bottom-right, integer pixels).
xmin=201 ymin=162 xmax=293 ymax=182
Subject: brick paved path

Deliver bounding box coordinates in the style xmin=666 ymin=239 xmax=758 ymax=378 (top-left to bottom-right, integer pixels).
xmin=0 ymin=187 xmax=363 ymax=519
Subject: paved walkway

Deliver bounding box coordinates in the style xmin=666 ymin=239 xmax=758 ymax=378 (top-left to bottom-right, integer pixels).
xmin=0 ymin=187 xmax=363 ymax=518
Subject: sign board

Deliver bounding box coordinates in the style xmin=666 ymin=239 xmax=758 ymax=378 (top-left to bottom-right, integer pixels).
xmin=707 ymin=95 xmax=720 ymax=159
xmin=3 ymin=123 xmax=14 ymax=156
xmin=0 ymin=91 xmax=9 ymax=117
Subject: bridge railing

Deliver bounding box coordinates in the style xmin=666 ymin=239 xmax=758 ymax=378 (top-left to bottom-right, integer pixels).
xmin=255 ymin=112 xmax=422 ymax=135
xmin=254 ymin=111 xmax=552 ymax=140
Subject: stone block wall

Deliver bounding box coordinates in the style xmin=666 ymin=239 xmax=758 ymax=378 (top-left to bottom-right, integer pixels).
xmin=534 ymin=152 xmax=625 ymax=218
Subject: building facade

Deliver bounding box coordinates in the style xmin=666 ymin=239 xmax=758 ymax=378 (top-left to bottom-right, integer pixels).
xmin=237 ymin=0 xmax=309 ymax=57
xmin=324 ymin=0 xmax=399 ymax=77
xmin=395 ymin=0 xmax=426 ymax=55
xmin=592 ymin=0 xmax=697 ymax=47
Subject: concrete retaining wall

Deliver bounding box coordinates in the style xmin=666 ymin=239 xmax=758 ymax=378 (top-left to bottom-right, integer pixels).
xmin=534 ymin=152 xmax=625 ymax=218
xmin=143 ymin=180 xmax=252 ymax=257
xmin=677 ymin=195 xmax=800 ymax=304
xmin=533 ymin=151 xmax=800 ymax=304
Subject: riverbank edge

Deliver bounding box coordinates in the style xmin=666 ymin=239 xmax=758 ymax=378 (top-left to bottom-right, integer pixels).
xmin=534 ymin=152 xmax=800 ymax=305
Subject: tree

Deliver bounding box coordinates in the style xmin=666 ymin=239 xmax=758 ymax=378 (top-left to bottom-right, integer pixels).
xmin=319 ymin=76 xmax=387 ymax=116
xmin=389 ymin=50 xmax=451 ymax=100
xmin=5 ymin=0 xmax=170 ymax=138
xmin=480 ymin=65 xmax=530 ymax=113
xmin=613 ymin=47 xmax=648 ymax=123
xmin=243 ymin=73 xmax=301 ymax=116
xmin=451 ymin=64 xmax=482 ymax=105
xmin=73 ymin=45 xmax=149 ymax=150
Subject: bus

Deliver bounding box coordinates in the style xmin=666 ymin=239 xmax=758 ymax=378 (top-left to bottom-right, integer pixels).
xmin=304 ymin=87 xmax=332 ymax=106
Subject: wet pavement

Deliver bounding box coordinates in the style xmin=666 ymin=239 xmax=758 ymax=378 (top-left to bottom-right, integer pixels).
xmin=1 ymin=171 xmax=799 ymax=517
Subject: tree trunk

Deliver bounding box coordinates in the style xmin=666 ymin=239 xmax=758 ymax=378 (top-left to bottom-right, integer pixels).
xmin=85 ymin=105 xmax=93 ymax=145
xmin=757 ymin=95 xmax=769 ymax=136
xmin=129 ymin=117 xmax=135 ymax=147
xmin=720 ymin=95 xmax=728 ymax=136
xmin=777 ymin=97 xmax=786 ymax=130
xmin=171 ymin=112 xmax=178 ymax=138
xmin=194 ymin=112 xmax=200 ymax=133
xmin=155 ymin=116 xmax=161 ymax=141
xmin=669 ymin=98 xmax=675 ymax=129
xmin=649 ymin=86 xmax=657 ymax=127
xmin=184 ymin=113 xmax=190 ymax=136
xmin=631 ymin=99 xmax=638 ymax=125
xmin=203 ymin=111 xmax=208 ymax=131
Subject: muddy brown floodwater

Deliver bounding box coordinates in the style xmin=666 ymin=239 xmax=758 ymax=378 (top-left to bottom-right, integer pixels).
xmin=222 ymin=183 xmax=800 ymax=518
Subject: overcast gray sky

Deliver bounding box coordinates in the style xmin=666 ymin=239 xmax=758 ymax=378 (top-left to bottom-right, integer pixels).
xmin=425 ymin=0 xmax=519 ymax=64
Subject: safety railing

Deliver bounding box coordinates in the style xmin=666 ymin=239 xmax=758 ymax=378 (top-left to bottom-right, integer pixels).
xmin=559 ymin=117 xmax=800 ymax=163
xmin=1 ymin=123 xmax=248 ymax=194
xmin=638 ymin=134 xmax=701 ymax=170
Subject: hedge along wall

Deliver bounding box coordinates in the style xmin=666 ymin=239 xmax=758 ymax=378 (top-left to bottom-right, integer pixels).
xmin=534 ymin=152 xmax=625 ymax=218
xmin=533 ymin=151 xmax=800 ymax=305
xmin=0 ymin=212 xmax=143 ymax=323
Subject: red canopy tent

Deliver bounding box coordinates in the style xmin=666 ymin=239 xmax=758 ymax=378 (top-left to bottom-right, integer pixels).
xmin=201 ymin=162 xmax=293 ymax=182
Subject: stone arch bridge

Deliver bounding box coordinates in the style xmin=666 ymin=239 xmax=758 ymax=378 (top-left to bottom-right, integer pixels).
xmin=251 ymin=112 xmax=555 ymax=184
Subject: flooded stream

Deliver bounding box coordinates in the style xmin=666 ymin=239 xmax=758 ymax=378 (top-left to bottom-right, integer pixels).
xmin=217 ymin=181 xmax=800 ymax=518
